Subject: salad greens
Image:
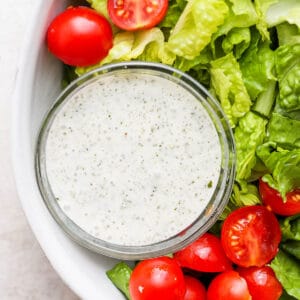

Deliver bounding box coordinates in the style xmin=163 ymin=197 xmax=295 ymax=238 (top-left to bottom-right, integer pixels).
xmin=70 ymin=0 xmax=300 ymax=298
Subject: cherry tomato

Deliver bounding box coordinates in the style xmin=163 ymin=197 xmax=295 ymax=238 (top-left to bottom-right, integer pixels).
xmin=207 ymin=270 xmax=251 ymax=300
xmin=174 ymin=233 xmax=232 ymax=273
xmin=129 ymin=256 xmax=186 ymax=300
xmin=107 ymin=0 xmax=168 ymax=31
xmin=238 ymin=266 xmax=283 ymax=300
xmin=259 ymin=179 xmax=300 ymax=216
xmin=47 ymin=6 xmax=113 ymax=66
xmin=183 ymin=276 xmax=206 ymax=300
xmin=221 ymin=205 xmax=281 ymax=267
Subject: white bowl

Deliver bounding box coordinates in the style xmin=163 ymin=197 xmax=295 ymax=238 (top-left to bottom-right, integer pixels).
xmin=11 ymin=1 xmax=124 ymax=299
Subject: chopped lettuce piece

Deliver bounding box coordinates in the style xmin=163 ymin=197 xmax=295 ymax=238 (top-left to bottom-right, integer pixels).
xmin=221 ymin=27 xmax=251 ymax=58
xmin=210 ymin=53 xmax=252 ymax=127
xmin=256 ymin=142 xmax=300 ymax=198
xmin=280 ymin=215 xmax=300 ymax=242
xmin=276 ymin=44 xmax=300 ymax=113
xmin=271 ymin=250 xmax=300 ymax=299
xmin=239 ymin=29 xmax=276 ymax=100
xmin=76 ymin=28 xmax=175 ymax=76
xmin=235 ymin=112 xmax=267 ymax=181
xmin=86 ymin=0 xmax=108 ymax=19
xmin=267 ymin=113 xmax=300 ymax=148
xmin=106 ymin=262 xmax=132 ymax=299
xmin=166 ymin=0 xmax=228 ymax=60
xmin=281 ymin=241 xmax=300 ymax=260
xmin=215 ymin=0 xmax=258 ymax=37
xmin=254 ymin=0 xmax=278 ymax=39
xmin=265 ymin=0 xmax=300 ymax=29
xmin=276 ymin=23 xmax=300 ymax=46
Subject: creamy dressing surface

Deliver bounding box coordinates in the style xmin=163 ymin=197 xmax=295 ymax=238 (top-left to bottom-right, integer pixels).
xmin=45 ymin=73 xmax=222 ymax=246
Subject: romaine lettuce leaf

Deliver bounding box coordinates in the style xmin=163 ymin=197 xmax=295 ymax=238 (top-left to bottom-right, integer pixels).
xmin=235 ymin=112 xmax=267 ymax=181
xmin=271 ymin=250 xmax=300 ymax=299
xmin=221 ymin=27 xmax=251 ymax=59
xmin=239 ymin=28 xmax=276 ymax=100
xmin=267 ymin=113 xmax=300 ymax=148
xmin=276 ymin=44 xmax=300 ymax=113
xmin=276 ymin=23 xmax=300 ymax=46
xmin=280 ymin=215 xmax=300 ymax=242
xmin=106 ymin=262 xmax=132 ymax=300
xmin=166 ymin=0 xmax=228 ymax=60
xmin=210 ymin=53 xmax=252 ymax=127
xmin=265 ymin=0 xmax=300 ymax=29
xmin=86 ymin=0 xmax=108 ymax=19
xmin=256 ymin=142 xmax=300 ymax=198
xmin=76 ymin=28 xmax=175 ymax=76
xmin=217 ymin=0 xmax=258 ymax=36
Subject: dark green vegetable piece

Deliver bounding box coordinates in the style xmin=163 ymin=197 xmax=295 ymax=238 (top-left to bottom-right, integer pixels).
xmin=106 ymin=262 xmax=132 ymax=299
xmin=271 ymin=250 xmax=300 ymax=299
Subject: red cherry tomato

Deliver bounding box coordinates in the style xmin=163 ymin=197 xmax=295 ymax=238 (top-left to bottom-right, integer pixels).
xmin=183 ymin=276 xmax=206 ymax=300
xmin=129 ymin=256 xmax=186 ymax=300
xmin=238 ymin=266 xmax=283 ymax=300
xmin=207 ymin=270 xmax=251 ymax=300
xmin=259 ymin=179 xmax=300 ymax=216
xmin=107 ymin=0 xmax=168 ymax=31
xmin=174 ymin=233 xmax=232 ymax=273
xmin=47 ymin=6 xmax=113 ymax=66
xmin=221 ymin=205 xmax=281 ymax=267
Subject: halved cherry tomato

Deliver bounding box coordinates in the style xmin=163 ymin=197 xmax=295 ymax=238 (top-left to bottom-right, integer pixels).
xmin=207 ymin=270 xmax=251 ymax=300
xmin=221 ymin=205 xmax=281 ymax=267
xmin=174 ymin=233 xmax=232 ymax=273
xmin=183 ymin=276 xmax=206 ymax=300
xmin=107 ymin=0 xmax=168 ymax=31
xmin=238 ymin=266 xmax=283 ymax=300
xmin=129 ymin=256 xmax=186 ymax=300
xmin=47 ymin=6 xmax=113 ymax=66
xmin=259 ymin=179 xmax=300 ymax=216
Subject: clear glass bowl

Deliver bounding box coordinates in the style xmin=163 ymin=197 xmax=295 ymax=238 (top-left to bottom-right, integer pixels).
xmin=35 ymin=61 xmax=235 ymax=260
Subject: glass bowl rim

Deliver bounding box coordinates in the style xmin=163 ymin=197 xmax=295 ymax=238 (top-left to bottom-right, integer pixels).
xmin=35 ymin=61 xmax=236 ymax=260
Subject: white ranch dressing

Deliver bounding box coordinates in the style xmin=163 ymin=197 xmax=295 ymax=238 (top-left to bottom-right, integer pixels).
xmin=45 ymin=72 xmax=221 ymax=246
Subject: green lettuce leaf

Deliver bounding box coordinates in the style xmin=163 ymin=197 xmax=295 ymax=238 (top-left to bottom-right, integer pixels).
xmin=234 ymin=112 xmax=267 ymax=181
xmin=86 ymin=0 xmax=109 ymax=19
xmin=281 ymin=241 xmax=300 ymax=260
xmin=221 ymin=27 xmax=251 ymax=59
xmin=215 ymin=0 xmax=258 ymax=37
xmin=210 ymin=53 xmax=252 ymax=127
xmin=280 ymin=215 xmax=300 ymax=242
xmin=271 ymin=250 xmax=300 ymax=299
xmin=276 ymin=23 xmax=300 ymax=46
xmin=256 ymin=142 xmax=300 ymax=198
xmin=106 ymin=262 xmax=132 ymax=300
xmin=275 ymin=44 xmax=300 ymax=113
xmin=239 ymin=28 xmax=276 ymax=100
xmin=267 ymin=113 xmax=300 ymax=148
xmin=253 ymin=0 xmax=278 ymax=39
xmin=265 ymin=0 xmax=300 ymax=29
xmin=76 ymin=28 xmax=175 ymax=76
xmin=166 ymin=0 xmax=228 ymax=60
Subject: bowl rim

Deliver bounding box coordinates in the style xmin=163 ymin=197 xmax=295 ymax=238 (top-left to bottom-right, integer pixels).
xmin=35 ymin=60 xmax=236 ymax=260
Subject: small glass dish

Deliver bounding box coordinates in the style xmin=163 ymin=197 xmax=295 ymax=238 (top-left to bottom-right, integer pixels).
xmin=35 ymin=61 xmax=235 ymax=260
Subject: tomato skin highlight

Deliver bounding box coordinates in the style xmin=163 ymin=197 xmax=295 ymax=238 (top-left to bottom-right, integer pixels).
xmin=221 ymin=205 xmax=281 ymax=267
xmin=183 ymin=276 xmax=206 ymax=300
xmin=207 ymin=270 xmax=251 ymax=300
xmin=174 ymin=233 xmax=232 ymax=273
xmin=259 ymin=179 xmax=300 ymax=216
xmin=107 ymin=0 xmax=168 ymax=31
xmin=129 ymin=256 xmax=186 ymax=300
xmin=238 ymin=266 xmax=283 ymax=300
xmin=47 ymin=6 xmax=113 ymax=66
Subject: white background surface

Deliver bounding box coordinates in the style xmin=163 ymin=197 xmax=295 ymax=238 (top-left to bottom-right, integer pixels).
xmin=0 ymin=1 xmax=79 ymax=299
